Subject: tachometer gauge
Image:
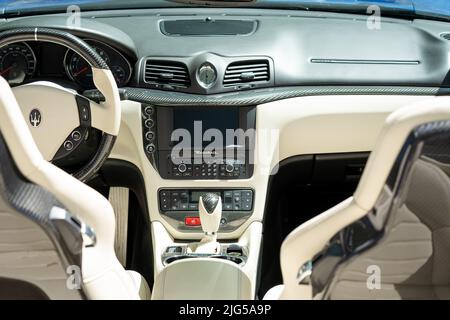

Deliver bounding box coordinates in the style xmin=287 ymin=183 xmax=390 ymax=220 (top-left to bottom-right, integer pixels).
xmin=0 ymin=43 xmax=36 ymax=85
xmin=66 ymin=45 xmax=110 ymax=87
xmin=64 ymin=40 xmax=132 ymax=89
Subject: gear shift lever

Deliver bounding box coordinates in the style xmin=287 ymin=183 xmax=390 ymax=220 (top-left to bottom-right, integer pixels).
xmin=199 ymin=193 xmax=222 ymax=236
xmin=188 ymin=192 xmax=222 ymax=254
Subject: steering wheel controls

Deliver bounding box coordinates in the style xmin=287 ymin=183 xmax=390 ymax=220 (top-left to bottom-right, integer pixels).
xmin=52 ymin=94 xmax=92 ymax=160
xmin=75 ymin=95 xmax=91 ymax=127
xmin=53 ymin=127 xmax=88 ymax=161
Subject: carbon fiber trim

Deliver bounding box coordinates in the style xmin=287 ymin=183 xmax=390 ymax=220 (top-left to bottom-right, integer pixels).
xmin=114 ymin=86 xmax=450 ymax=106
xmin=73 ymin=134 xmax=116 ymax=182
xmin=0 ymin=28 xmax=109 ymax=70
xmin=414 ymin=120 xmax=450 ymax=141
xmin=0 ymin=138 xmax=63 ymax=228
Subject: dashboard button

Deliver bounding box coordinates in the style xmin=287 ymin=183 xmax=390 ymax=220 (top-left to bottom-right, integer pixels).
xmin=242 ymin=191 xmax=252 ymax=198
xmin=145 ymin=131 xmax=155 ymax=141
xmin=145 ymin=119 xmax=154 ymax=128
xmin=145 ymin=144 xmax=155 ymax=153
xmin=144 ymin=106 xmax=154 ymax=116
xmin=185 ymin=217 xmax=201 ymax=226
xmin=178 ymin=163 xmax=187 ymax=173
xmin=225 ymin=164 xmax=234 ymax=173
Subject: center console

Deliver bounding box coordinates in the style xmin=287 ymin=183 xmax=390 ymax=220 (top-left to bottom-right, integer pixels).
xmin=143 ymin=104 xmax=261 ymax=299
xmin=142 ymin=105 xmax=256 ymax=180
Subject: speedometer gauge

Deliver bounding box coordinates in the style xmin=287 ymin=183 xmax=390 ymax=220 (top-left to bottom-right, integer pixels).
xmin=0 ymin=43 xmax=36 ymax=85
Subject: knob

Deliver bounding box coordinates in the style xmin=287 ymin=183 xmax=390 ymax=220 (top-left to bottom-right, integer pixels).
xmin=178 ymin=163 xmax=187 ymax=173
xmin=144 ymin=106 xmax=154 ymax=116
xmin=225 ymin=163 xmax=234 ymax=173
xmin=145 ymin=119 xmax=154 ymax=128
xmin=200 ymin=193 xmax=221 ymax=214
xmin=145 ymin=144 xmax=155 ymax=153
xmin=145 ymin=131 xmax=155 ymax=141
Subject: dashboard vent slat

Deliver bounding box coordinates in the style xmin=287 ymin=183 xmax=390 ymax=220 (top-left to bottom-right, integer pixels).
xmin=223 ymin=60 xmax=270 ymax=87
xmin=144 ymin=60 xmax=191 ymax=88
xmin=441 ymin=33 xmax=450 ymax=41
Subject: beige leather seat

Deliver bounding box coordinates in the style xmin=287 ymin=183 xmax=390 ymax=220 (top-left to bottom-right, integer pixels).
xmin=264 ymin=98 xmax=450 ymax=300
xmin=0 ymin=77 xmax=150 ymax=299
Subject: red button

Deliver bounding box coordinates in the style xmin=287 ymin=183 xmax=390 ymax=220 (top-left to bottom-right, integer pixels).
xmin=185 ymin=217 xmax=201 ymax=226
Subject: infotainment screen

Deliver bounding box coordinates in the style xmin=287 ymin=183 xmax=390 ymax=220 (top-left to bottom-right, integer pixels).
xmin=153 ymin=105 xmax=256 ymax=178
xmin=173 ymin=107 xmax=239 ymax=146
xmin=161 ymin=106 xmax=243 ymax=149
xmin=156 ymin=106 xmax=255 ymax=153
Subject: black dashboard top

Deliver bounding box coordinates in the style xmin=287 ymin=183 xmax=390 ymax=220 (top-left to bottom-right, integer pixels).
xmin=1 ymin=7 xmax=450 ymax=96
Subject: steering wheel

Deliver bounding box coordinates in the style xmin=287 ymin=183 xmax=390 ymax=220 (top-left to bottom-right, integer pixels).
xmin=0 ymin=28 xmax=121 ymax=182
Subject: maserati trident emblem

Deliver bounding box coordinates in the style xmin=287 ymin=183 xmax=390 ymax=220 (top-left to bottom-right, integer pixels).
xmin=29 ymin=109 xmax=42 ymax=127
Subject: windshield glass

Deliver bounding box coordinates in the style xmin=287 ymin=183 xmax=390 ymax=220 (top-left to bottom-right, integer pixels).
xmin=1 ymin=1 xmax=449 ymax=22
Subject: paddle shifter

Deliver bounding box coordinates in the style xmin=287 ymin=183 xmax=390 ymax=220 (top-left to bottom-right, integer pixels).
xmin=188 ymin=193 xmax=222 ymax=254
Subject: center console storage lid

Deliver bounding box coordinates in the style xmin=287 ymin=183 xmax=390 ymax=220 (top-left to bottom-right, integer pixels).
xmin=152 ymin=258 xmax=252 ymax=300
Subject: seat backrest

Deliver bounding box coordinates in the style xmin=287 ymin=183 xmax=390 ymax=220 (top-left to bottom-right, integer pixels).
xmin=152 ymin=258 xmax=252 ymax=300
xmin=0 ymin=134 xmax=83 ymax=299
xmin=312 ymin=121 xmax=450 ymax=300
xmin=0 ymin=76 xmax=140 ymax=299
xmin=275 ymin=99 xmax=450 ymax=300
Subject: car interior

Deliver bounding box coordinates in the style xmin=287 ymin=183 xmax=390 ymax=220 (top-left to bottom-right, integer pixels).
xmin=0 ymin=0 xmax=450 ymax=301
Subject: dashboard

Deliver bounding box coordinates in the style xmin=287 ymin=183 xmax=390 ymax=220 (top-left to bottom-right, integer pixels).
xmin=1 ymin=7 xmax=450 ymax=98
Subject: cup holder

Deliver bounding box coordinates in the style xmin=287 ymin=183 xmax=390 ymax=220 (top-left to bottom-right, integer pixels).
xmin=164 ymin=255 xmax=194 ymax=264
xmin=163 ymin=254 xmax=244 ymax=266
xmin=210 ymin=255 xmax=244 ymax=265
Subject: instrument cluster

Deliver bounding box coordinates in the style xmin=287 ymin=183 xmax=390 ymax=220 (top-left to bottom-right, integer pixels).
xmin=0 ymin=39 xmax=132 ymax=89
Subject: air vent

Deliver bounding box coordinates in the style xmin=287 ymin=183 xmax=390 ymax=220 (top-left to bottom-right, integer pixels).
xmin=144 ymin=60 xmax=191 ymax=88
xmin=223 ymin=60 xmax=270 ymax=87
xmin=441 ymin=33 xmax=450 ymax=40
xmin=161 ymin=19 xmax=257 ymax=36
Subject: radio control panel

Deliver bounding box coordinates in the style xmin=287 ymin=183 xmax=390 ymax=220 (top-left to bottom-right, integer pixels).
xmin=142 ymin=105 xmax=256 ymax=180
xmin=167 ymin=160 xmax=249 ymax=180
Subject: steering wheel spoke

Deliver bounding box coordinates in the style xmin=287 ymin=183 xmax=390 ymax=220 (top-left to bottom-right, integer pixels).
xmin=12 ymin=81 xmax=81 ymax=161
